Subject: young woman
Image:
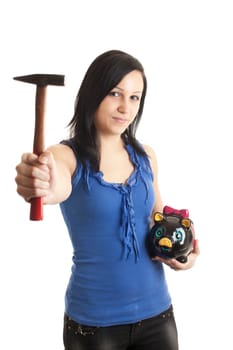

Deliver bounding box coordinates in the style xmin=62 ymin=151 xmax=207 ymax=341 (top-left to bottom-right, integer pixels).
xmin=15 ymin=50 xmax=199 ymax=350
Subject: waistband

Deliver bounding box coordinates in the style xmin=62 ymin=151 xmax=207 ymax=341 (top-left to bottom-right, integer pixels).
xmin=64 ymin=304 xmax=173 ymax=329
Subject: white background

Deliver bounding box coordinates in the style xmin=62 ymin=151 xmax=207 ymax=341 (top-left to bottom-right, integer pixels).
xmin=1 ymin=0 xmax=232 ymax=349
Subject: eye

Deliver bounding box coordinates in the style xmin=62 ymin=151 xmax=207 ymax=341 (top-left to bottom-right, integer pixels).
xmin=109 ymin=91 xmax=120 ymax=97
xmin=130 ymin=95 xmax=140 ymax=101
xmin=172 ymin=228 xmax=185 ymax=244
xmin=155 ymin=227 xmax=164 ymax=238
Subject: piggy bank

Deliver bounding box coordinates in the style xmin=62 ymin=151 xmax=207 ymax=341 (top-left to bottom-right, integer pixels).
xmin=148 ymin=206 xmax=195 ymax=263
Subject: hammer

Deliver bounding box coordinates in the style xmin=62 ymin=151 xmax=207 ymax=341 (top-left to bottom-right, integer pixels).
xmin=13 ymin=74 xmax=65 ymax=221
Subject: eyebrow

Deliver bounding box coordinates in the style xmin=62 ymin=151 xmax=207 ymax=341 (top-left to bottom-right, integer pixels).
xmin=114 ymin=86 xmax=142 ymax=94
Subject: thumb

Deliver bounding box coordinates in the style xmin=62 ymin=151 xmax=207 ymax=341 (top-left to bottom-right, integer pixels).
xmin=38 ymin=151 xmax=55 ymax=167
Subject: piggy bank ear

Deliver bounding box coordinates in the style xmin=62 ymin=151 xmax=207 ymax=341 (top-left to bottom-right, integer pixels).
xmin=181 ymin=218 xmax=191 ymax=228
xmin=154 ymin=212 xmax=164 ymax=222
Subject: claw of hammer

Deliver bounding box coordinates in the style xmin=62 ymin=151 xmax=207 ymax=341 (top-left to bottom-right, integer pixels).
xmin=13 ymin=73 xmax=65 ymax=221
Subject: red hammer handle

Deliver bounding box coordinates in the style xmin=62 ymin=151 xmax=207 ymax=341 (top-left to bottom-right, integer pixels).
xmin=30 ymin=86 xmax=46 ymax=221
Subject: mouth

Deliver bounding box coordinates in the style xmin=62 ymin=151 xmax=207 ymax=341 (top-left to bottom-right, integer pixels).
xmin=112 ymin=116 xmax=128 ymax=124
xmin=161 ymin=246 xmax=172 ymax=253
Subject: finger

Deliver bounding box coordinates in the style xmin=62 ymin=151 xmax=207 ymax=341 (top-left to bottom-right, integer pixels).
xmin=15 ymin=163 xmax=50 ymax=182
xmin=193 ymin=239 xmax=200 ymax=255
xmin=16 ymin=172 xmax=50 ymax=188
xmin=21 ymin=153 xmax=38 ymax=164
xmin=38 ymin=151 xmax=55 ymax=166
xmin=15 ymin=174 xmax=50 ymax=202
xmin=152 ymin=256 xmax=177 ymax=269
xmin=21 ymin=152 xmax=51 ymax=166
xmin=168 ymin=258 xmax=183 ymax=270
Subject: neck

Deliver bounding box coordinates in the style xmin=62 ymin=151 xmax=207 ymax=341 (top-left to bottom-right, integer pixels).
xmin=98 ymin=134 xmax=125 ymax=153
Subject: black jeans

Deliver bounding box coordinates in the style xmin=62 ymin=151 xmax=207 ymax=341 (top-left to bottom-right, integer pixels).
xmin=63 ymin=305 xmax=179 ymax=350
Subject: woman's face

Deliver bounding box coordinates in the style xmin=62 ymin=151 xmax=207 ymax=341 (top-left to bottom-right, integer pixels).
xmin=94 ymin=70 xmax=144 ymax=137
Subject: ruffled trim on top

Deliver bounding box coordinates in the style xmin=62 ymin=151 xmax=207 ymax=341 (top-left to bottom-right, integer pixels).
xmin=62 ymin=139 xmax=153 ymax=261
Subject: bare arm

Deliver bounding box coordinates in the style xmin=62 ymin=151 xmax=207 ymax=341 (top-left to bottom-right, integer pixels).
xmin=144 ymin=144 xmax=200 ymax=270
xmin=143 ymin=144 xmax=163 ymax=215
xmin=15 ymin=144 xmax=76 ymax=204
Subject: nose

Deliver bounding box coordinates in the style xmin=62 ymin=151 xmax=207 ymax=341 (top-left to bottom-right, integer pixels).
xmin=117 ymin=97 xmax=130 ymax=114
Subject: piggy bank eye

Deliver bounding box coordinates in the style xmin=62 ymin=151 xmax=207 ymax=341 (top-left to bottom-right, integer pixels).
xmin=172 ymin=228 xmax=185 ymax=244
xmin=155 ymin=227 xmax=165 ymax=238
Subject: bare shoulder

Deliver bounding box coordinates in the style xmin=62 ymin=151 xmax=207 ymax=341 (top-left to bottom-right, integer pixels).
xmin=47 ymin=143 xmax=77 ymax=176
xmin=142 ymin=144 xmax=163 ymax=211
xmin=143 ymin=144 xmax=159 ymax=173
xmin=143 ymin=144 xmax=156 ymax=157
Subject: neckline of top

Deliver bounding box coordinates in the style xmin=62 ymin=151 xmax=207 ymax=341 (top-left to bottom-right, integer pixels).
xmin=92 ymin=144 xmax=140 ymax=188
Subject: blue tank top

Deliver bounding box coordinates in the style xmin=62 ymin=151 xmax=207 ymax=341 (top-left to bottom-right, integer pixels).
xmin=60 ymin=141 xmax=171 ymax=326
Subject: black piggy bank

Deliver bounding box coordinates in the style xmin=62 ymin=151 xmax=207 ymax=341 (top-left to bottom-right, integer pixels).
xmin=148 ymin=206 xmax=195 ymax=263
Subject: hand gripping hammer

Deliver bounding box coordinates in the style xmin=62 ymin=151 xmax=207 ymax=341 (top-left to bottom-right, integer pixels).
xmin=13 ymin=74 xmax=65 ymax=221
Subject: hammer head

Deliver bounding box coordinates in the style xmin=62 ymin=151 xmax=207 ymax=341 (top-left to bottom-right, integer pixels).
xmin=13 ymin=74 xmax=65 ymax=87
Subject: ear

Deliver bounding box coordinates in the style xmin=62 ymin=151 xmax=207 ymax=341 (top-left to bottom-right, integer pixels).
xmin=181 ymin=218 xmax=191 ymax=228
xmin=154 ymin=212 xmax=164 ymax=222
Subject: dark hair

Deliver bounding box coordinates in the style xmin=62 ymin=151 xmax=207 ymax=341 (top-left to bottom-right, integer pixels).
xmin=68 ymin=49 xmax=148 ymax=170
